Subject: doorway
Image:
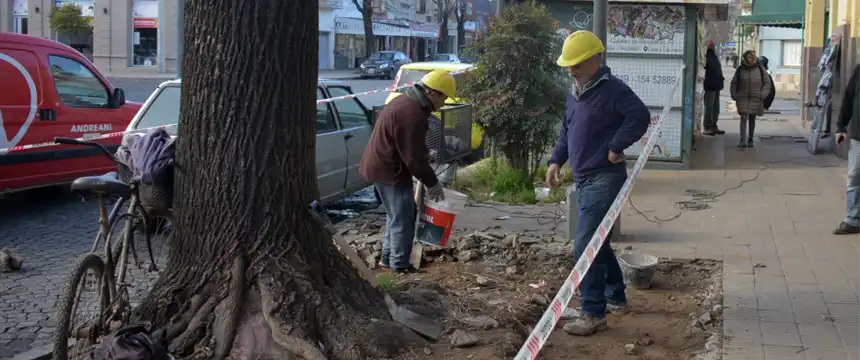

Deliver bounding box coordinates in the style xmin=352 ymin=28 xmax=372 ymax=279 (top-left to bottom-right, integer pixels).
xmin=13 ymin=17 xmax=28 ymax=34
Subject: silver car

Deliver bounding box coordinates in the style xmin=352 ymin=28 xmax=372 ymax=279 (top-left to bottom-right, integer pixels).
xmin=123 ymin=78 xmax=373 ymax=204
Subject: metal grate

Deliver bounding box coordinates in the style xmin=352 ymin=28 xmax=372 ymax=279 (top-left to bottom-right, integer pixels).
xmin=371 ymin=104 xmax=474 ymax=164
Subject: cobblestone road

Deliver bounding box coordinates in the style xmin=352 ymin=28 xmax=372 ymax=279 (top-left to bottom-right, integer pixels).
xmin=0 ymin=76 xmax=393 ymax=358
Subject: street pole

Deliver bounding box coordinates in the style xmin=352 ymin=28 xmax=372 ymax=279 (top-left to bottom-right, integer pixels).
xmin=177 ymin=0 xmax=184 ymax=77
xmin=495 ymin=0 xmax=502 ymax=16
xmin=593 ymin=0 xmax=608 ymax=64
xmin=156 ymin=0 xmax=166 ymax=73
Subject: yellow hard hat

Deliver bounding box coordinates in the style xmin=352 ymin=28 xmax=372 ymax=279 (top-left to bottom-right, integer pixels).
xmin=420 ymin=70 xmax=456 ymax=98
xmin=557 ymin=30 xmax=606 ymax=67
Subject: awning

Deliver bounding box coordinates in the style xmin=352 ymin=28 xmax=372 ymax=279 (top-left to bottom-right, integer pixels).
xmin=737 ymin=0 xmax=805 ymax=28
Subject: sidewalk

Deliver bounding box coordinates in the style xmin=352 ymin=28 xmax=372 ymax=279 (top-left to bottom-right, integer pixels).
xmin=616 ymin=109 xmax=858 ymax=359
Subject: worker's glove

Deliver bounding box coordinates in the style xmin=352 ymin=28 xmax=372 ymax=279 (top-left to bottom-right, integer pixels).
xmin=426 ymin=183 xmax=446 ymax=202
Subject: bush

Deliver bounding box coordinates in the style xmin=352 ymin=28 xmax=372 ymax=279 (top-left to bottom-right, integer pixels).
xmin=453 ymin=157 xmax=573 ymax=204
xmin=459 ymin=2 xmax=567 ymax=175
xmin=49 ymin=3 xmax=92 ymax=35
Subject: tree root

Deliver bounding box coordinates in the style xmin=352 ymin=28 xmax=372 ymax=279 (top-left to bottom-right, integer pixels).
xmin=166 ymin=293 xmax=207 ymax=340
xmin=258 ymin=278 xmax=329 ymax=360
xmin=212 ymin=256 xmax=247 ymax=360
xmin=170 ymin=295 xmax=218 ymax=354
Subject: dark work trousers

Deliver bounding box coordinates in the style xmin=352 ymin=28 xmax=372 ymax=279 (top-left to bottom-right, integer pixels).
xmin=739 ymin=114 xmax=757 ymax=142
xmin=703 ymin=90 xmax=720 ymax=130
xmin=573 ymin=171 xmax=628 ymax=318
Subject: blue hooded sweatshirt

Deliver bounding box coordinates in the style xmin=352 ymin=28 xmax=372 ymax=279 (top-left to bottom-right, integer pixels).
xmin=548 ymin=66 xmax=651 ymax=181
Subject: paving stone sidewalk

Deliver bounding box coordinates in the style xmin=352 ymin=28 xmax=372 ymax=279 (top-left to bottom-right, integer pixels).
xmin=617 ymin=112 xmax=858 ymax=360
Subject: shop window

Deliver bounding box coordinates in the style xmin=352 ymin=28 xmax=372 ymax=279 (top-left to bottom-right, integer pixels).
xmin=134 ymin=86 xmax=180 ymax=135
xmin=327 ymin=87 xmax=370 ymax=128
xmin=419 ymin=0 xmax=426 ymax=13
xmin=317 ymin=88 xmax=338 ymax=133
xmin=48 ymin=55 xmax=109 ymax=108
xmin=781 ymin=40 xmax=802 ymax=67
xmin=133 ymin=27 xmax=158 ymax=66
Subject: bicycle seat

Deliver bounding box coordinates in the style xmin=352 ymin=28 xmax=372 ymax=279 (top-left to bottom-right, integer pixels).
xmin=71 ymin=172 xmax=131 ymax=197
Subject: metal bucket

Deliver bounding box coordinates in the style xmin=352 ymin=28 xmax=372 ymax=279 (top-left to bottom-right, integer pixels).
xmin=617 ymin=253 xmax=659 ymax=289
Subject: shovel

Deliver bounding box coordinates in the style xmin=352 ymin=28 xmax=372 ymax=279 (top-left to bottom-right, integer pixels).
xmin=309 ymin=202 xmax=442 ymax=341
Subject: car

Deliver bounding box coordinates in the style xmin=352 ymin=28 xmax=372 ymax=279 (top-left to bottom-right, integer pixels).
xmin=0 ymin=33 xmax=141 ymax=194
xmin=428 ymin=53 xmax=461 ymax=63
xmin=384 ymin=62 xmax=486 ymax=164
xmin=123 ymin=78 xmax=374 ymax=204
xmin=359 ymin=51 xmax=410 ymax=80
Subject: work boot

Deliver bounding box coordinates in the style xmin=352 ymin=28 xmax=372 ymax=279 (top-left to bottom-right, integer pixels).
xmin=562 ymin=315 xmax=608 ymax=336
xmin=393 ymin=265 xmax=420 ymax=274
xmin=714 ymin=128 xmax=726 ymax=135
xmin=703 ymin=129 xmax=715 ymax=136
xmin=747 ymin=138 xmax=755 ymax=148
xmin=606 ymin=302 xmax=630 ymax=315
xmin=833 ymin=222 xmax=860 ymax=235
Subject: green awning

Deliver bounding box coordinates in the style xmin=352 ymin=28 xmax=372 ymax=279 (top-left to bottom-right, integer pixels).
xmin=737 ymin=0 xmax=805 ymax=28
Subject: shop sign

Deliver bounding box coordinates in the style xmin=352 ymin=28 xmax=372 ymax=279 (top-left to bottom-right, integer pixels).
xmin=607 ymin=56 xmax=683 ymax=108
xmin=134 ymin=18 xmax=158 ymax=29
xmin=13 ymin=0 xmax=27 ymax=16
xmin=335 ymin=17 xmax=410 ymax=37
xmin=410 ymin=23 xmax=439 ymax=38
xmin=54 ymin=0 xmax=95 ymax=17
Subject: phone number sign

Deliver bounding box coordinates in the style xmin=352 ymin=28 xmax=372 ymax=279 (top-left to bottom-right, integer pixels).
xmin=607 ymin=57 xmax=684 ymax=107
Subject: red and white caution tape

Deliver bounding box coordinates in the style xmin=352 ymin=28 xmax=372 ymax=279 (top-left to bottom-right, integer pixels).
xmin=0 ymin=124 xmax=177 ymax=155
xmin=513 ymin=66 xmax=685 ymax=360
xmin=314 ymin=66 xmax=474 ymax=105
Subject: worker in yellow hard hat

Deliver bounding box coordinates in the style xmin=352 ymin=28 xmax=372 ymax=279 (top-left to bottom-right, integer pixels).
xmin=359 ymin=70 xmax=454 ymax=274
xmin=546 ymin=30 xmax=651 ymax=337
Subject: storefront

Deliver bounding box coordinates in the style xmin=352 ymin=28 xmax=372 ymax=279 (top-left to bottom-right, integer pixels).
xmin=410 ymin=22 xmax=439 ymax=61
xmin=542 ymin=0 xmax=729 ymax=169
xmin=334 ymin=17 xmax=411 ymax=68
xmin=132 ymin=0 xmax=158 ymax=67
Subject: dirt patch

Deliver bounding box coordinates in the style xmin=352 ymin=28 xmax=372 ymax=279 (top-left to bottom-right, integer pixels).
xmin=339 ymin=212 xmax=724 ymax=360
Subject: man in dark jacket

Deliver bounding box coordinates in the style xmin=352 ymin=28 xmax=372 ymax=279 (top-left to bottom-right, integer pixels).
xmin=834 ymin=64 xmax=860 ymax=235
xmin=547 ymin=31 xmax=651 ymax=336
xmin=359 ymin=70 xmax=454 ymax=273
xmin=703 ymin=41 xmax=725 ymax=136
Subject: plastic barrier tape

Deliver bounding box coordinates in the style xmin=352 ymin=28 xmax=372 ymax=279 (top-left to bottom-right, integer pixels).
xmin=0 ymin=124 xmax=177 ymax=155
xmin=513 ymin=66 xmax=685 ymax=360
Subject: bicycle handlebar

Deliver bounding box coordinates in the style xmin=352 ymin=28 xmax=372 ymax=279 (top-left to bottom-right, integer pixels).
xmin=53 ymin=137 xmax=117 ymax=162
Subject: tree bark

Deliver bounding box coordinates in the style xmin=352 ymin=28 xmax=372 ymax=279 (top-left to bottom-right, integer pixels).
xmin=361 ymin=0 xmax=376 ymax=57
xmin=132 ymin=1 xmax=419 ymax=359
xmin=455 ymin=1 xmax=466 ymax=53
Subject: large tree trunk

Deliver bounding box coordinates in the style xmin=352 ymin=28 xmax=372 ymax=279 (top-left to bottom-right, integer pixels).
xmin=439 ymin=17 xmax=450 ymax=53
xmin=361 ymin=0 xmax=375 ymax=57
xmin=132 ymin=1 xmax=419 ymax=359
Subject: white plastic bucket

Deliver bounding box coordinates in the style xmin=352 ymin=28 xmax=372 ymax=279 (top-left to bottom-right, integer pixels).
xmin=415 ymin=188 xmax=468 ymax=247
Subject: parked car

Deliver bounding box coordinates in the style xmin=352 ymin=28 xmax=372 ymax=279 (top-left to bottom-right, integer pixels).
xmin=124 ymin=78 xmax=373 ymax=204
xmin=429 ymin=53 xmax=461 ymax=63
xmin=0 ymin=32 xmax=141 ymax=194
xmin=360 ymin=51 xmax=410 ymax=79
xmin=384 ymin=62 xmax=485 ymax=164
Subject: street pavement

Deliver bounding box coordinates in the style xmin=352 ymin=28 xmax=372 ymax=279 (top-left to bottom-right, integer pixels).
xmin=0 ymin=77 xmax=394 ymax=359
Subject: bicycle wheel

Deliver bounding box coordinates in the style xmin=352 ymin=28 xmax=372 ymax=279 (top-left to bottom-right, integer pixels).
xmin=53 ymin=254 xmax=111 ymax=360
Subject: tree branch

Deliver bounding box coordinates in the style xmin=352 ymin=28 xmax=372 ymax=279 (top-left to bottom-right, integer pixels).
xmin=351 ymin=0 xmax=363 ymax=12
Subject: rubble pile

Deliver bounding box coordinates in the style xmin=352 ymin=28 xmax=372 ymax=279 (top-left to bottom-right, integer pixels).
xmin=339 ymin=213 xmax=571 ymax=272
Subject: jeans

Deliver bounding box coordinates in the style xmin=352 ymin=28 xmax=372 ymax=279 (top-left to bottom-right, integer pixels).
xmin=703 ymin=90 xmax=720 ymax=130
xmin=846 ymin=140 xmax=860 ymax=227
xmin=739 ymin=114 xmax=756 ymax=141
xmin=573 ymin=171 xmax=628 ymax=318
xmin=374 ymin=183 xmax=416 ymax=269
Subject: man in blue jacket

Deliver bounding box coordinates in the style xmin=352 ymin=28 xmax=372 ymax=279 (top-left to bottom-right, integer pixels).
xmin=545 ymin=30 xmax=651 ymax=336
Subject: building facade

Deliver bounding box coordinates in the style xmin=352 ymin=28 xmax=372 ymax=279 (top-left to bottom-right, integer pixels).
xmin=758 ymin=26 xmax=802 ymax=93
xmin=0 ymin=0 xmax=180 ymax=74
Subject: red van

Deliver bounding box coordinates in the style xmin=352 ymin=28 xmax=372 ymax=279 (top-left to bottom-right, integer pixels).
xmin=0 ymin=33 xmax=141 ymax=194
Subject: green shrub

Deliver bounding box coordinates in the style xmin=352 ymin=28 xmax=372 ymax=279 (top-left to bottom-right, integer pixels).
xmin=49 ymin=3 xmax=91 ymax=35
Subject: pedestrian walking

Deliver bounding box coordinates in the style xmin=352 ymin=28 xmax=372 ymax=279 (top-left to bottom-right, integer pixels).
xmin=359 ymin=70 xmax=453 ymax=273
xmin=546 ymin=30 xmax=651 ymax=336
xmin=834 ymin=64 xmax=860 ymax=235
xmin=703 ymin=40 xmax=725 ymax=136
xmin=730 ymin=50 xmax=772 ymax=148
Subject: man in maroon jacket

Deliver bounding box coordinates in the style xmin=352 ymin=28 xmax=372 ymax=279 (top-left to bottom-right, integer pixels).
xmin=360 ymin=70 xmax=455 ymax=273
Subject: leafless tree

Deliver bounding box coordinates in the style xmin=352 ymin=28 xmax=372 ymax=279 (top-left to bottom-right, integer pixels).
xmin=132 ymin=1 xmax=421 ymax=359
xmin=352 ymin=0 xmax=376 ymax=58
xmin=434 ymin=0 xmax=457 ymax=53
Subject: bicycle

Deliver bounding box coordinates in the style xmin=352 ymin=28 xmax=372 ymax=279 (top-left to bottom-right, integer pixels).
xmin=804 ymin=100 xmax=832 ymax=155
xmin=51 ymin=137 xmax=170 ymax=360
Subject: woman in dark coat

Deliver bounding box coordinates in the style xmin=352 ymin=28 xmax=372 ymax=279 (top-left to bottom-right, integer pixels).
xmin=730 ymin=50 xmax=772 ymax=148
